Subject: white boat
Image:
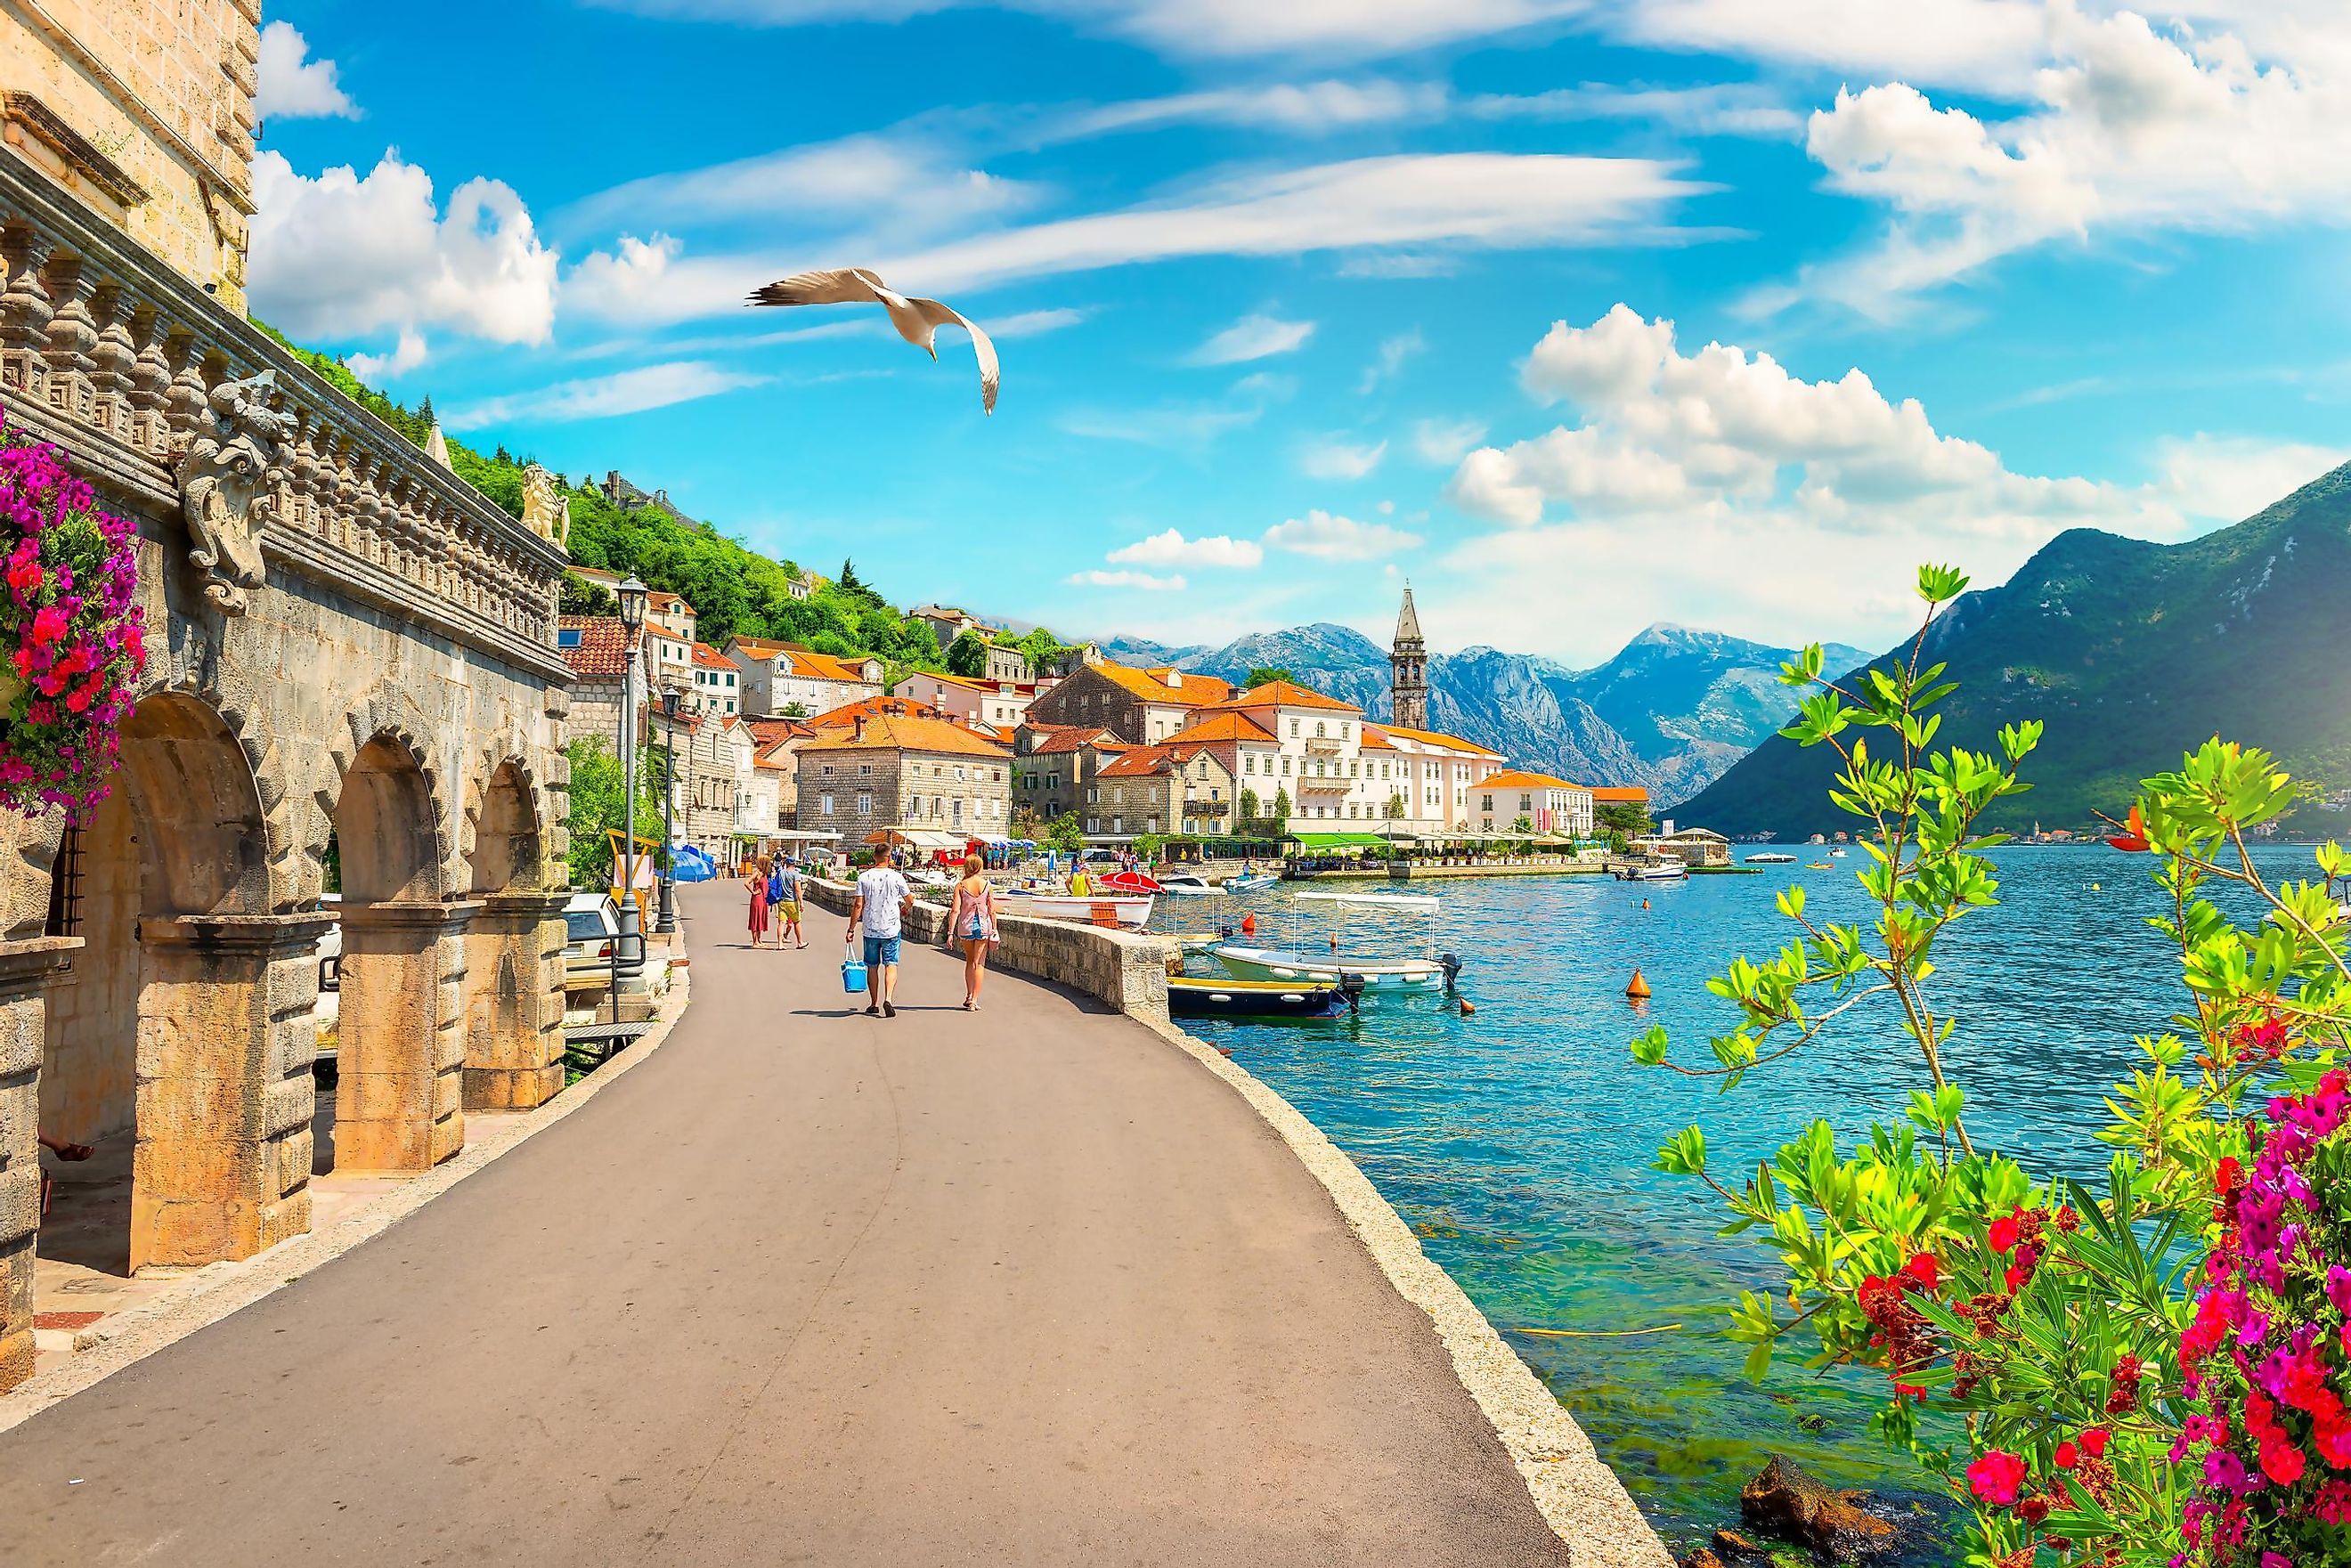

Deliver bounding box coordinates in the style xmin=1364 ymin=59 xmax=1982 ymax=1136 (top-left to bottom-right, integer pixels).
xmin=1224 ymin=873 xmax=1277 ymax=892
xmin=1208 ymin=943 xmax=1452 ymax=990
xmin=999 ymin=889 xmax=1155 ymax=927
xmin=1829 ymin=848 xmax=1850 ymax=858
xmin=1156 ymin=873 xmax=1226 ymax=898
xmin=1745 ymin=852 xmax=1798 ymax=864
xmin=1631 ymin=861 xmax=1688 ymax=881
xmin=1296 ymin=890 xmax=1440 ymax=910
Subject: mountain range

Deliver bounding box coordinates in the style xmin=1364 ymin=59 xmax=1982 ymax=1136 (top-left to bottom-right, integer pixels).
xmin=1680 ymin=461 xmax=2351 ymax=836
xmin=1101 ymin=624 xmax=1869 ymax=806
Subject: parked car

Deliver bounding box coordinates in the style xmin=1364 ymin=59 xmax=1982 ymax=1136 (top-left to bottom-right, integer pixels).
xmin=563 ymin=892 xmax=622 ymax=983
xmin=316 ymin=892 xmax=341 ymax=992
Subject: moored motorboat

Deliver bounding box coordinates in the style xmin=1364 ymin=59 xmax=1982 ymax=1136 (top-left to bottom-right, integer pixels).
xmin=1167 ymin=975 xmax=1348 ymax=1020
xmin=1745 ymin=851 xmax=1798 ymax=865
xmin=1223 ymin=873 xmax=1277 ymax=892
xmin=1208 ymin=942 xmax=1455 ymax=990
xmin=1618 ymin=860 xmax=1687 ymax=881
xmin=1001 ymin=889 xmax=1155 ymax=927
xmin=1156 ymin=872 xmax=1226 ymax=897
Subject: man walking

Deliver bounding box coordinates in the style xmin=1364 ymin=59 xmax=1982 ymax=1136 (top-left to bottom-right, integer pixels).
xmin=846 ymin=845 xmax=914 ymax=1017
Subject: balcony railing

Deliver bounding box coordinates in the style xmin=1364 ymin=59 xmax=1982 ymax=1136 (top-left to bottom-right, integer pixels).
xmin=0 ymin=150 xmax=565 ymax=670
xmin=1182 ymin=796 xmax=1230 ymax=815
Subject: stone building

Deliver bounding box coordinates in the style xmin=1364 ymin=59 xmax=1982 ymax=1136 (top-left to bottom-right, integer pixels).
xmin=0 ymin=44 xmax=569 ymax=1394
xmin=598 ymin=470 xmax=701 ymax=530
xmin=1013 ymin=726 xmax=1129 ymax=825
xmin=720 ymin=636 xmax=883 ymax=718
xmin=896 ymin=670 xmax=1041 ymax=730
xmin=796 ymin=705 xmax=1013 ymax=842
xmin=983 ymin=642 xmax=1031 ymax=683
xmin=1022 ymin=661 xmax=1232 ymax=745
xmin=1089 ymin=743 xmax=1237 ymax=840
xmin=1389 ymin=583 xmax=1428 ymax=731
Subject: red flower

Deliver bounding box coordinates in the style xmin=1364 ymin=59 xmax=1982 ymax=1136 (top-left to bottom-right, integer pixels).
xmin=1989 ymin=1213 xmax=2022 ymax=1253
xmin=27 ymin=605 xmax=66 ymax=646
xmin=2079 ymin=1427 xmax=2111 ymax=1459
xmin=2106 ymin=804 xmax=2152 ymax=852
xmin=2216 ymin=1157 xmax=2243 ymax=1196
xmin=2054 ymin=1441 xmax=2079 ymax=1470
xmin=1901 ymin=1252 xmax=1941 ymax=1292
xmin=1967 ymin=1449 xmax=2029 ymax=1506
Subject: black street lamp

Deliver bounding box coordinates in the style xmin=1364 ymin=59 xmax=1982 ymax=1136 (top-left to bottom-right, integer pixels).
xmin=612 ymin=576 xmax=649 ymax=1006
xmin=655 ymin=683 xmax=681 ymax=936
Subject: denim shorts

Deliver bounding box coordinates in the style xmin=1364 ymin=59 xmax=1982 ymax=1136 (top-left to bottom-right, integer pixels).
xmin=861 ymin=934 xmax=902 ymax=967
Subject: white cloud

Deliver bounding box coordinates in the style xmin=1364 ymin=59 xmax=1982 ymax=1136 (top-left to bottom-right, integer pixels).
xmin=1356 ymin=329 xmax=1424 ymax=394
xmin=1064 ymin=78 xmax=1448 ymax=136
xmin=991 ymin=306 xmax=1092 ymax=337
xmin=1263 ymin=508 xmax=1424 ymax=559
xmin=348 ymin=329 xmax=428 ymax=381
xmin=1466 ymin=80 xmax=1802 ymax=137
xmin=593 ymin=0 xmax=1583 ymax=61
xmin=1608 ymin=0 xmax=2051 ymax=95
xmin=2153 ymin=434 xmax=2351 ymax=523
xmin=248 ymin=151 xmax=558 ymax=349
xmin=1108 ymin=528 xmax=1266 ymax=568
xmin=1067 ymin=568 xmax=1188 ymax=590
xmin=256 ymin=21 xmax=358 ymax=121
xmin=878 ymin=152 xmax=1696 ymax=295
xmin=1411 ymin=417 xmax=1488 ymax=464
xmin=1299 ymin=435 xmax=1387 ymax=480
xmin=1187 ymin=313 xmax=1316 ymax=366
xmin=564 ymin=232 xmax=683 ymax=321
xmin=443 ymin=362 xmax=769 ymax=431
xmin=1058 ymin=401 xmax=1263 ymax=448
xmin=1786 ymin=9 xmax=2351 ymax=314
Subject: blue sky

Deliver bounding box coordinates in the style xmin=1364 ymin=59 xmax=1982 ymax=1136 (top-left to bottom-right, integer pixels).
xmin=251 ymin=1 xmax=2351 ymax=663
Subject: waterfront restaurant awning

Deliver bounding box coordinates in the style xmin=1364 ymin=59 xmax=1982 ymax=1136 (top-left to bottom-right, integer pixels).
xmin=864 ymin=827 xmax=966 ymax=850
xmin=1289 ymin=832 xmax=1387 ymax=849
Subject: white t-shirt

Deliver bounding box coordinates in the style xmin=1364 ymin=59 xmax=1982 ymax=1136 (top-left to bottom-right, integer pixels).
xmin=855 ymin=866 xmax=911 ymax=938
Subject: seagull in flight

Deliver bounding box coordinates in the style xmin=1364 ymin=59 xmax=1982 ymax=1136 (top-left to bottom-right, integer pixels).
xmin=748 ymin=267 xmax=999 ymax=415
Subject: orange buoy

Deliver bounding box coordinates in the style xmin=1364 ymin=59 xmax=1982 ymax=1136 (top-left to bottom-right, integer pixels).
xmin=1624 ymin=969 xmax=1651 ymax=1000
xmin=1240 ymin=914 xmax=1257 ymax=935
xmin=1458 ymin=997 xmax=1476 ymax=1016
xmin=1640 ymin=898 xmax=1650 ymax=910
xmin=1329 ymin=934 xmax=1340 ymax=951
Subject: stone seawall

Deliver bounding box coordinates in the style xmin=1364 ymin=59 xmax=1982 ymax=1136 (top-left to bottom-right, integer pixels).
xmin=801 ymin=879 xmax=1177 ymax=1020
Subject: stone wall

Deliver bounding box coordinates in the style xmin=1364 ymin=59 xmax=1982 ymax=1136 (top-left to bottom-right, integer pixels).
xmin=801 ymin=876 xmax=1175 ymax=1022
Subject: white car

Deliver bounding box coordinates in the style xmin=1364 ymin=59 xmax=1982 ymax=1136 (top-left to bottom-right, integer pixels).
xmin=315 ymin=892 xmax=341 ymax=991
xmin=563 ymin=892 xmax=622 ymax=983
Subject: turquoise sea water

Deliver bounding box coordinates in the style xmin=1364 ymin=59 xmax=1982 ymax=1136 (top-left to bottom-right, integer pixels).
xmin=1165 ymin=848 xmax=2324 ymax=1549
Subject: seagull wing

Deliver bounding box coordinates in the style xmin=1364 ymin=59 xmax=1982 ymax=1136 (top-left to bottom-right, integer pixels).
xmin=745 ymin=267 xmax=888 ymax=308
xmin=907 ymin=295 xmax=999 ymax=416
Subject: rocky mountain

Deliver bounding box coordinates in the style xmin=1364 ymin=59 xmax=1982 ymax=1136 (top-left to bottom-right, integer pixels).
xmin=1680 ymin=461 xmax=2351 ymax=836
xmin=1101 ymin=622 xmax=1867 ymax=803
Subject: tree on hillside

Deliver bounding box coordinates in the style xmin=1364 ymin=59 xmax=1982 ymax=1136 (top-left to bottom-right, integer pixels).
xmin=560 ymin=574 xmax=616 ymax=616
xmin=1015 ymin=626 xmax=1062 ymax=670
xmin=1246 ymin=666 xmax=1295 ymax=689
xmin=1596 ymin=800 xmax=1652 ymax=838
xmin=945 ymin=630 xmax=989 ymax=678
xmin=836 ymin=559 xmax=884 ymax=610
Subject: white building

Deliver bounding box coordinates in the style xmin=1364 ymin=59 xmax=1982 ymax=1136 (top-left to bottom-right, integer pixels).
xmin=721 ymin=637 xmax=886 ymax=717
xmin=895 ymin=670 xmax=1041 ymax=729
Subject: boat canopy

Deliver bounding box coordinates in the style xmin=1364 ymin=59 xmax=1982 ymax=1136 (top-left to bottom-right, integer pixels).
xmin=1289 ymin=832 xmax=1387 ymax=849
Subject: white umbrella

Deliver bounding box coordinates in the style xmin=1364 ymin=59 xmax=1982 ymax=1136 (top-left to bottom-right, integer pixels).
xmin=748 ymin=266 xmax=999 ymax=414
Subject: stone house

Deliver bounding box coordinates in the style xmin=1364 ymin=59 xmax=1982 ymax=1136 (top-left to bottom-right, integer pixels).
xmin=1022 ymin=661 xmax=1232 ymax=745
xmin=745 ymin=719 xmax=812 ymax=831
xmin=573 ymin=565 xmax=696 ymax=691
xmin=0 ymin=28 xmax=572 ymax=1395
xmin=796 ymin=706 xmax=1013 ymax=843
xmin=910 ymin=604 xmax=982 ymax=649
xmin=896 ymin=670 xmax=1041 ymax=730
xmin=1012 ymin=727 xmax=1129 ymax=826
xmin=1471 ymin=771 xmax=1597 ymax=837
xmin=671 ymin=713 xmax=754 ymax=857
xmin=720 ymin=636 xmax=883 ymax=718
xmin=983 ymin=642 xmax=1031 ymax=683
xmin=1089 ymin=743 xmax=1238 ymax=840
xmin=557 ymin=617 xmax=634 ymax=757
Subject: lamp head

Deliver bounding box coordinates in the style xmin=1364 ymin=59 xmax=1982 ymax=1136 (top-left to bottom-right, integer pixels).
xmin=616 ymin=575 xmax=649 ymax=635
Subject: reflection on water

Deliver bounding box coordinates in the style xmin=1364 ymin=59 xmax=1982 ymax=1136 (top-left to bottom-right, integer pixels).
xmin=1182 ymin=847 xmax=2317 ymax=1544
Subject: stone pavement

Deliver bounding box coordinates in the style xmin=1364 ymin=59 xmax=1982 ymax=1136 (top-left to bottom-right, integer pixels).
xmin=0 ymin=881 xmax=1573 ymax=1566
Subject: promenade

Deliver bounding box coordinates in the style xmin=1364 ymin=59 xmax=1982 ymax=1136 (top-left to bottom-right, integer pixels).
xmin=0 ymin=881 xmax=1574 ymax=1565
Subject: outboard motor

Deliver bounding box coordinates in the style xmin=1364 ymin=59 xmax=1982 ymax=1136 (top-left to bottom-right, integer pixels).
xmin=1338 ymin=971 xmax=1367 ymax=1015
xmin=1439 ymin=952 xmax=1463 ymax=992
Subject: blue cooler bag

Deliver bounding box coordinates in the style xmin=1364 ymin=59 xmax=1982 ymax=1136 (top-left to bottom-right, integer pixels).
xmin=841 ymin=957 xmax=868 ymax=995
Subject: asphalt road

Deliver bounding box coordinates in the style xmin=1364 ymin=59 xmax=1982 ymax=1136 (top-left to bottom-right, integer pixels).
xmin=0 ymin=881 xmax=1571 ymax=1566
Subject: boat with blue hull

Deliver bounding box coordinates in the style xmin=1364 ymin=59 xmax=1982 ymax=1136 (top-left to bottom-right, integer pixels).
xmin=1167 ymin=975 xmax=1351 ymax=1020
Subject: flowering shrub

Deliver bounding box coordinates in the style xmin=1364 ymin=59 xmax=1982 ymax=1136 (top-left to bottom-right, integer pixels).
xmin=1630 ymin=565 xmax=2351 ymax=1567
xmin=0 ymin=418 xmax=146 ymax=818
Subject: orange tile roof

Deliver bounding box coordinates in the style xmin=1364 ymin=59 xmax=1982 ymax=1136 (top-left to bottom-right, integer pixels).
xmin=725 ymin=636 xmax=792 ymax=660
xmin=1477 ymin=769 xmax=1582 ymax=792
xmin=1589 ymin=784 xmax=1651 ymax=803
xmin=1162 ymin=711 xmax=1276 ymax=746
xmin=557 ymin=616 xmax=630 ymax=679
xmin=786 ymin=648 xmax=882 ymax=683
xmin=1094 ymin=662 xmax=1233 ymax=707
xmin=1371 ymin=722 xmax=1502 ymax=757
xmin=1207 ymin=679 xmax=1361 ymax=715
xmin=796 ymin=711 xmax=1012 ymax=760
xmin=1027 ymin=727 xmax=1127 ymax=756
xmin=1357 ymin=727 xmax=1398 ymax=751
xmin=1097 ymin=745 xmax=1179 ymax=779
xmin=690 ymin=642 xmax=736 ymax=670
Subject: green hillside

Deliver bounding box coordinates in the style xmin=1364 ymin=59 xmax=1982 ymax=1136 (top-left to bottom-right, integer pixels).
xmin=261 ymin=329 xmax=1068 ymax=674
xmin=1678 ymin=462 xmax=2351 ymax=836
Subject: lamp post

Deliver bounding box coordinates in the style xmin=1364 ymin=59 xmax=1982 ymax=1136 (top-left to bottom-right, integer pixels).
xmin=655 ymin=682 xmax=681 ymax=936
xmin=613 ymin=576 xmax=648 ymax=1006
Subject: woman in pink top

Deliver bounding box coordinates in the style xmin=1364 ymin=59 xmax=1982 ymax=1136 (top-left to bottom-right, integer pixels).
xmin=949 ymin=853 xmax=1000 ymax=1011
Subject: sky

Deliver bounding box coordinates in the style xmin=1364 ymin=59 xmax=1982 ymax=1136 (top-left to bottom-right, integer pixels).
xmin=252 ymin=0 xmax=2351 ymax=665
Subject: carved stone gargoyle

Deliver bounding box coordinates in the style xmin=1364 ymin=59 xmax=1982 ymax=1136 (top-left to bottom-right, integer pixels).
xmin=174 ymin=369 xmax=289 ymax=614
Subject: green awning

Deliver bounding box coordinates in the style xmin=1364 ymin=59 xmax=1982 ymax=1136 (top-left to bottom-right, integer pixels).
xmin=1289 ymin=832 xmax=1387 ymax=849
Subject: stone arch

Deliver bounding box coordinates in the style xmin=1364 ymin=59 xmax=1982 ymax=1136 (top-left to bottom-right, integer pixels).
xmin=305 ymin=682 xmax=458 ymax=908
xmin=39 ymin=692 xmax=316 ymax=1277
xmin=460 ymin=750 xmax=551 ymax=895
xmin=326 ymin=726 xmax=468 ymax=1173
xmin=457 ymin=755 xmax=565 ymax=1111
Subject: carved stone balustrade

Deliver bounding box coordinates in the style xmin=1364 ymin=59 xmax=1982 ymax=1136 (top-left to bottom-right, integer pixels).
xmin=0 ymin=147 xmax=565 ymax=673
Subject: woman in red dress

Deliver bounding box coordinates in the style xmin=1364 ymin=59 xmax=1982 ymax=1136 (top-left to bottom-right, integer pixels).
xmin=744 ymin=854 xmax=772 ymax=946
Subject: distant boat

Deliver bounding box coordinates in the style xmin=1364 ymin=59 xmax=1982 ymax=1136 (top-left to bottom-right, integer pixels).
xmin=1168 ymin=975 xmax=1348 ymax=1020
xmin=1001 ymin=889 xmax=1154 ymax=927
xmin=1619 ymin=861 xmax=1686 ymax=881
xmin=1829 ymin=849 xmax=1850 ymax=858
xmin=1156 ymin=872 xmax=1225 ymax=898
xmin=1224 ymin=873 xmax=1277 ymax=892
xmin=1745 ymin=852 xmax=1798 ymax=864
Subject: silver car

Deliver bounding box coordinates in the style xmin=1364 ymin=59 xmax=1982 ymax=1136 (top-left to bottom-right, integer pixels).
xmin=562 ymin=892 xmax=622 ymax=982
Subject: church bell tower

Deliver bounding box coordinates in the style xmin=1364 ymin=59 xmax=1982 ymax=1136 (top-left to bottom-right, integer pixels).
xmin=1390 ymin=584 xmax=1428 ymax=729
